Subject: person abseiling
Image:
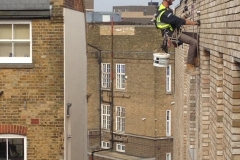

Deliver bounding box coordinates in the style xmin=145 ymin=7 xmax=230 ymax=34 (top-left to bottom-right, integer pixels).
xmin=155 ymin=0 xmax=200 ymax=75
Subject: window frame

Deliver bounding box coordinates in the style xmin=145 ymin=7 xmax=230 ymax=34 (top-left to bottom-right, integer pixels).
xmin=101 ymin=63 xmax=111 ymax=89
xmin=101 ymin=104 xmax=111 ymax=130
xmin=116 ymin=64 xmax=125 ymax=90
xmin=101 ymin=141 xmax=110 ymax=149
xmin=166 ymin=65 xmax=171 ymax=93
xmin=166 ymin=110 xmax=171 ymax=136
xmin=0 ymin=134 xmax=27 ymax=160
xmin=116 ymin=143 xmax=125 ymax=152
xmin=0 ymin=20 xmax=32 ymax=64
xmin=166 ymin=153 xmax=171 ymax=160
xmin=116 ymin=106 xmax=125 ymax=132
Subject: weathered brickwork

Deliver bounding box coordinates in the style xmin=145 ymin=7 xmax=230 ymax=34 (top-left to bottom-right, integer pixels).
xmin=0 ymin=0 xmax=85 ymax=159
xmin=87 ymin=24 xmax=175 ymax=159
xmin=174 ymin=0 xmax=240 ymax=160
xmin=84 ymin=0 xmax=94 ymax=10
xmin=64 ymin=0 xmax=84 ymax=12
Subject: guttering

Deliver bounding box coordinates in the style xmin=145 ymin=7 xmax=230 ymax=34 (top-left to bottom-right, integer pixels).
xmin=0 ymin=10 xmax=51 ymax=19
xmin=91 ymin=149 xmax=111 ymax=160
xmin=87 ymin=44 xmax=103 ymax=147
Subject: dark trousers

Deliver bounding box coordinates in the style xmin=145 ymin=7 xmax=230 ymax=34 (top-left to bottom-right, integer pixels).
xmin=178 ymin=33 xmax=198 ymax=65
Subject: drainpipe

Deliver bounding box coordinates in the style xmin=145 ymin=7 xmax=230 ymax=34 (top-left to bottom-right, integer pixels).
xmin=87 ymin=44 xmax=102 ymax=146
xmin=110 ymin=17 xmax=114 ymax=149
xmin=87 ymin=44 xmax=112 ymax=160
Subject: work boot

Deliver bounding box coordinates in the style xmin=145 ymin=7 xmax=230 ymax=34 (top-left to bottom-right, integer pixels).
xmin=185 ymin=64 xmax=200 ymax=75
xmin=194 ymin=57 xmax=199 ymax=67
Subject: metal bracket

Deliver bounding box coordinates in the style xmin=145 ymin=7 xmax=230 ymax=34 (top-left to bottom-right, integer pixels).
xmin=67 ymin=134 xmax=72 ymax=139
xmin=66 ymin=103 xmax=72 ymax=117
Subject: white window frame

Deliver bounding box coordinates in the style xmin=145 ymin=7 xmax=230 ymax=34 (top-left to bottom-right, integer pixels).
xmin=101 ymin=63 xmax=111 ymax=89
xmin=166 ymin=153 xmax=171 ymax=160
xmin=116 ymin=106 xmax=125 ymax=132
xmin=101 ymin=104 xmax=110 ymax=130
xmin=116 ymin=64 xmax=125 ymax=90
xmin=0 ymin=134 xmax=27 ymax=160
xmin=101 ymin=141 xmax=110 ymax=149
xmin=166 ymin=65 xmax=171 ymax=92
xmin=166 ymin=110 xmax=171 ymax=136
xmin=116 ymin=143 xmax=125 ymax=152
xmin=0 ymin=20 xmax=32 ymax=63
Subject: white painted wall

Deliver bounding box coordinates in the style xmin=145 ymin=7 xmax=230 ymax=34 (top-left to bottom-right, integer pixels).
xmin=64 ymin=8 xmax=87 ymax=160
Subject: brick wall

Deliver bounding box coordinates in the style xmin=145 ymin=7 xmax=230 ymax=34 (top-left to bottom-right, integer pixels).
xmin=174 ymin=0 xmax=240 ymax=160
xmin=87 ymin=24 xmax=175 ymax=159
xmin=85 ymin=0 xmax=94 ymax=10
xmin=0 ymin=0 xmax=66 ymax=159
xmin=64 ymin=0 xmax=84 ymax=12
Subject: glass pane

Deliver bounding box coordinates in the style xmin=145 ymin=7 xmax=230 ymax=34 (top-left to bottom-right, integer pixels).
xmin=0 ymin=139 xmax=7 ymax=158
xmin=8 ymin=138 xmax=24 ymax=159
xmin=0 ymin=24 xmax=12 ymax=39
xmin=14 ymin=24 xmax=30 ymax=39
xmin=121 ymin=65 xmax=125 ymax=73
xmin=14 ymin=42 xmax=30 ymax=57
xmin=107 ymin=106 xmax=110 ymax=114
xmin=0 ymin=42 xmax=12 ymax=57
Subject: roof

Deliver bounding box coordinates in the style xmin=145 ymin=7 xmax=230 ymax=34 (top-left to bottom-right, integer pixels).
xmin=0 ymin=0 xmax=51 ymax=19
xmin=0 ymin=0 xmax=50 ymax=10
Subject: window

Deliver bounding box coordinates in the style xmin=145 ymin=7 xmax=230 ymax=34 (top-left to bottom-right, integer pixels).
xmin=116 ymin=143 xmax=125 ymax=152
xmin=101 ymin=104 xmax=110 ymax=130
xmin=166 ymin=65 xmax=171 ymax=92
xmin=116 ymin=64 xmax=125 ymax=89
xmin=0 ymin=134 xmax=27 ymax=160
xmin=166 ymin=110 xmax=171 ymax=136
xmin=101 ymin=141 xmax=110 ymax=149
xmin=116 ymin=106 xmax=125 ymax=132
xmin=102 ymin=15 xmax=111 ymax=22
xmin=0 ymin=21 xmax=32 ymax=63
xmin=166 ymin=153 xmax=171 ymax=160
xmin=101 ymin=63 xmax=111 ymax=89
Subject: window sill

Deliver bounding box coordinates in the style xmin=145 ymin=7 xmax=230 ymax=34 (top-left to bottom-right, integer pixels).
xmin=101 ymin=88 xmax=111 ymax=91
xmin=114 ymin=131 xmax=125 ymax=134
xmin=115 ymin=89 xmax=126 ymax=92
xmin=0 ymin=63 xmax=34 ymax=69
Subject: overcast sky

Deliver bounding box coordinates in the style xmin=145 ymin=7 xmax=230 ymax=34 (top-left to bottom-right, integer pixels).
xmin=94 ymin=0 xmax=181 ymax=12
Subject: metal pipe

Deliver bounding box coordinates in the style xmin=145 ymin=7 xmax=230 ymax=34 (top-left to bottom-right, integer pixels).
xmin=110 ymin=16 xmax=114 ymax=150
xmin=87 ymin=44 xmax=103 ymax=147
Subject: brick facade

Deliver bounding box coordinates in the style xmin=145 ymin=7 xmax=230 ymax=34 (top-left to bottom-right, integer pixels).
xmin=87 ymin=24 xmax=175 ymax=159
xmin=84 ymin=0 xmax=94 ymax=11
xmin=0 ymin=125 xmax=28 ymax=135
xmin=0 ymin=0 xmax=86 ymax=159
xmin=64 ymin=0 xmax=84 ymax=11
xmin=174 ymin=0 xmax=240 ymax=160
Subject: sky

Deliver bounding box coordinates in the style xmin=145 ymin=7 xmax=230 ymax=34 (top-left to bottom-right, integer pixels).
xmin=94 ymin=0 xmax=181 ymax=12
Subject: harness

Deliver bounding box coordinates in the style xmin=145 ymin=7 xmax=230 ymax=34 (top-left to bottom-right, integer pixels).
xmin=153 ymin=4 xmax=183 ymax=53
xmin=161 ymin=27 xmax=183 ymax=53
